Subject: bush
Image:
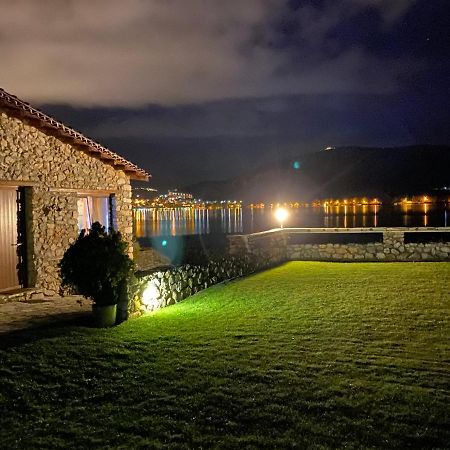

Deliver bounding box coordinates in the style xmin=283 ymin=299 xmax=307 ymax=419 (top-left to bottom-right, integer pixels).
xmin=59 ymin=222 xmax=134 ymax=306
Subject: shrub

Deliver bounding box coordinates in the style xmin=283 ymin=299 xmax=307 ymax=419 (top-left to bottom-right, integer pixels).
xmin=59 ymin=222 xmax=134 ymax=306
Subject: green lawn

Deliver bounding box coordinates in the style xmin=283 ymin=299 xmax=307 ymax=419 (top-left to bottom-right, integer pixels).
xmin=1 ymin=262 xmax=449 ymax=449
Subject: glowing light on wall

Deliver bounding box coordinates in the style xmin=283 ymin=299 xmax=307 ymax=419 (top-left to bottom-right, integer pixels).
xmin=142 ymin=281 xmax=160 ymax=311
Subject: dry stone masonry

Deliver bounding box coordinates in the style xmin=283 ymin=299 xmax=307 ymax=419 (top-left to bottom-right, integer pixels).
xmin=130 ymin=232 xmax=288 ymax=316
xmin=135 ymin=248 xmax=171 ymax=271
xmin=0 ymin=111 xmax=134 ymax=296
xmin=228 ymin=228 xmax=450 ymax=262
xmin=129 ymin=257 xmax=261 ymax=316
xmin=227 ymin=231 xmax=288 ymax=265
xmin=131 ymin=227 xmax=449 ymax=316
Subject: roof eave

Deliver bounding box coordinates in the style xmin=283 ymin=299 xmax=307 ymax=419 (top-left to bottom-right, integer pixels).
xmin=0 ymin=88 xmax=151 ymax=181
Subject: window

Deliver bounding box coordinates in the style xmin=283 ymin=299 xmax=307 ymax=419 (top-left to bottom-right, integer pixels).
xmin=77 ymin=195 xmax=116 ymax=232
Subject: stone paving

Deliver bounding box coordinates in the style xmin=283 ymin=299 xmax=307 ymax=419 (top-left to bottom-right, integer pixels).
xmin=0 ymin=296 xmax=92 ymax=334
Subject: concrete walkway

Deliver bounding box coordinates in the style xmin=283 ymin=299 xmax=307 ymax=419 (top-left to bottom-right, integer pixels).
xmin=0 ymin=296 xmax=92 ymax=334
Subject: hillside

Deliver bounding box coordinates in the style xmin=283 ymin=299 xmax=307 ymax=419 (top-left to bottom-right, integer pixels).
xmin=186 ymin=145 xmax=450 ymax=202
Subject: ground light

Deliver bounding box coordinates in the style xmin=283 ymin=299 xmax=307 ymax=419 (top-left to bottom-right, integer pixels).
xmin=274 ymin=207 xmax=289 ymax=228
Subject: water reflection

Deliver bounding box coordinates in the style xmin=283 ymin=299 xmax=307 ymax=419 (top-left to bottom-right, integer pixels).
xmin=321 ymin=204 xmax=380 ymax=228
xmin=134 ymin=207 xmax=243 ymax=237
xmin=134 ymin=204 xmax=450 ymax=237
xmin=319 ymin=203 xmax=449 ymax=229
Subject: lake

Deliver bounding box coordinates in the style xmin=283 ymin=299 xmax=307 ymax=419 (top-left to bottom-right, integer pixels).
xmin=134 ymin=203 xmax=450 ymax=238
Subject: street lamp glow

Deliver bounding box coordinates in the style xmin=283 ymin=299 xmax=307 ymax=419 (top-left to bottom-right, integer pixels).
xmin=274 ymin=207 xmax=289 ymax=228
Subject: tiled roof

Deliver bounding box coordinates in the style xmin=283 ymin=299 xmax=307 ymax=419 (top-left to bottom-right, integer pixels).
xmin=0 ymin=88 xmax=150 ymax=180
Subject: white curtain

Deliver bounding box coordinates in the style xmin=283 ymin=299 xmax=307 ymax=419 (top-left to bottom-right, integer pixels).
xmin=77 ymin=196 xmax=110 ymax=232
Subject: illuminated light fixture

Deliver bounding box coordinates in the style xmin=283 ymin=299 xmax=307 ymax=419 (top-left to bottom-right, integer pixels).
xmin=142 ymin=281 xmax=160 ymax=311
xmin=162 ymin=239 xmax=168 ymax=247
xmin=274 ymin=207 xmax=289 ymax=228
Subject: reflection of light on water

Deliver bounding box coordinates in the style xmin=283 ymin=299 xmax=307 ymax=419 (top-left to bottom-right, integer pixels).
xmin=402 ymin=203 xmax=409 ymax=226
xmin=401 ymin=201 xmax=410 ymax=227
xmin=319 ymin=203 xmax=381 ymax=228
xmin=171 ymin=209 xmax=176 ymax=235
xmin=236 ymin=207 xmax=242 ymax=230
xmin=134 ymin=208 xmax=149 ymax=238
xmin=317 ymin=203 xmax=447 ymax=230
xmin=361 ymin=205 xmax=368 ymax=227
xmin=134 ymin=203 xmax=449 ymax=236
xmin=152 ymin=209 xmax=157 ymax=236
xmin=134 ymin=207 xmax=243 ymax=236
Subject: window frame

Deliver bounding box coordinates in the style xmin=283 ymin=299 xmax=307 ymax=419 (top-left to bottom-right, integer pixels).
xmin=76 ymin=191 xmax=117 ymax=232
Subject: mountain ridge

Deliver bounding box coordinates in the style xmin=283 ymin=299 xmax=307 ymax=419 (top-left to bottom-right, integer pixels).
xmin=184 ymin=145 xmax=450 ymax=202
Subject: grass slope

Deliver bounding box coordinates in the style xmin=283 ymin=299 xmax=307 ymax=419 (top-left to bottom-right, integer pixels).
xmin=1 ymin=262 xmax=449 ymax=449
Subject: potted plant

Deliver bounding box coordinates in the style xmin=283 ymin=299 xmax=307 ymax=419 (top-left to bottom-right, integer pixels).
xmin=59 ymin=222 xmax=134 ymax=327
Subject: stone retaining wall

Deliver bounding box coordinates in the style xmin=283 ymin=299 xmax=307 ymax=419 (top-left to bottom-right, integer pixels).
xmin=228 ymin=229 xmax=450 ymax=262
xmin=289 ymin=231 xmax=450 ymax=261
xmin=227 ymin=231 xmax=288 ymax=264
xmin=129 ymin=257 xmax=259 ymax=316
xmin=130 ymin=233 xmax=289 ymax=316
xmin=135 ymin=248 xmax=171 ymax=271
xmin=128 ymin=228 xmax=450 ymax=317
xmin=288 ymin=241 xmax=450 ymax=261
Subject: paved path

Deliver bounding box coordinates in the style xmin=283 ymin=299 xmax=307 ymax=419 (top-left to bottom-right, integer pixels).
xmin=0 ymin=296 xmax=92 ymax=334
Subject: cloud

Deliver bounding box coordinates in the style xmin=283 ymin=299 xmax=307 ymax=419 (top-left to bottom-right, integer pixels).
xmin=0 ymin=0 xmax=417 ymax=106
xmin=350 ymin=0 xmax=416 ymax=25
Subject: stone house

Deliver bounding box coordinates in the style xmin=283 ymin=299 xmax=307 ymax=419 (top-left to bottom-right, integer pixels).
xmin=0 ymin=88 xmax=149 ymax=298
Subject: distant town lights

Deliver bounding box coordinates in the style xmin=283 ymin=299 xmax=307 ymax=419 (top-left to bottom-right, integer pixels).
xmin=274 ymin=207 xmax=289 ymax=228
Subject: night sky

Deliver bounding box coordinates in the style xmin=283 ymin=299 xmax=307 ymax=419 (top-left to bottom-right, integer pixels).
xmin=1 ymin=0 xmax=449 ymax=189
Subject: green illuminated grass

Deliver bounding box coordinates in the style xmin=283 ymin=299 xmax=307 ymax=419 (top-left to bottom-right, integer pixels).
xmin=1 ymin=262 xmax=449 ymax=449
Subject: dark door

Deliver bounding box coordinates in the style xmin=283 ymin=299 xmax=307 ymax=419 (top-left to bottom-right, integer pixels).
xmin=0 ymin=187 xmax=20 ymax=292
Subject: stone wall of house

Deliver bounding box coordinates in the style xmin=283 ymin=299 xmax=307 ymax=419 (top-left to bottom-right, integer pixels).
xmin=228 ymin=229 xmax=450 ymax=262
xmin=0 ymin=111 xmax=133 ymax=295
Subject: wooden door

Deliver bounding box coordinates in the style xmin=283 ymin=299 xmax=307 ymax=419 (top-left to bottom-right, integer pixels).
xmin=0 ymin=188 xmax=20 ymax=292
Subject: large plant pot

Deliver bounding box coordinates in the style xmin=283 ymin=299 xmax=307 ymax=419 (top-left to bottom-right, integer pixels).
xmin=92 ymin=304 xmax=117 ymax=328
